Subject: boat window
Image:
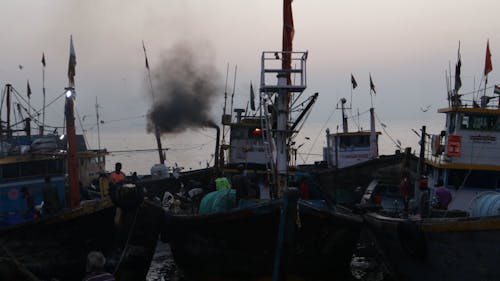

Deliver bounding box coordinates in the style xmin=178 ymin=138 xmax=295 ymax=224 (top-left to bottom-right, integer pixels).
xmin=339 ymin=135 xmax=370 ymax=148
xmin=460 ymin=114 xmax=500 ymax=131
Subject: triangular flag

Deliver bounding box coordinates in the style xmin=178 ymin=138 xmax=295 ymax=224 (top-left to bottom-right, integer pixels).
xmin=27 ymin=80 xmax=32 ymax=98
xmin=250 ymin=82 xmax=256 ymax=111
xmin=455 ymin=42 xmax=462 ymax=92
xmin=485 ymin=40 xmax=493 ymax=76
xmin=68 ymin=35 xmax=76 ymax=86
xmin=41 ymin=53 xmax=46 ymax=67
xmin=369 ymin=74 xmax=376 ymax=94
xmin=351 ymin=74 xmax=358 ymax=89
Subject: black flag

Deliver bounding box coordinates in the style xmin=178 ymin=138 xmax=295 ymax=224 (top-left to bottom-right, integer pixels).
xmin=351 ymin=74 xmax=358 ymax=89
xmin=27 ymin=80 xmax=32 ymax=98
xmin=41 ymin=53 xmax=46 ymax=67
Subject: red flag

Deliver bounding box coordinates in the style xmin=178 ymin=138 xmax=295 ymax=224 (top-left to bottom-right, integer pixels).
xmin=282 ymin=0 xmax=294 ymax=75
xmin=68 ymin=35 xmax=76 ymax=86
xmin=370 ymin=74 xmax=376 ymax=94
xmin=485 ymin=40 xmax=493 ymax=76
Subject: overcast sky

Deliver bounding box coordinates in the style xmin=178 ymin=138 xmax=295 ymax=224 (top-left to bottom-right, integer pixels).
xmin=1 ymin=0 xmax=499 ymax=167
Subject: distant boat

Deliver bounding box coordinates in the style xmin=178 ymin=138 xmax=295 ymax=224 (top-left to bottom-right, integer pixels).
xmin=363 ymin=49 xmax=500 ymax=281
xmin=161 ymin=2 xmax=362 ymax=279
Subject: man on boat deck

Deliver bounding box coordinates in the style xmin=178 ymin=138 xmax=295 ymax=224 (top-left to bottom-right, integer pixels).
xmin=21 ymin=186 xmax=36 ymax=219
xmin=399 ymin=174 xmax=411 ymax=213
xmin=232 ymin=164 xmax=256 ymax=201
xmin=109 ymin=162 xmax=126 ymax=185
xmin=215 ymin=172 xmax=231 ymax=191
xmin=42 ymin=176 xmax=62 ymax=215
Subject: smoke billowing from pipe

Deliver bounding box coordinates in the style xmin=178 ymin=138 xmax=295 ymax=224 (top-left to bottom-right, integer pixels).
xmin=147 ymin=41 xmax=220 ymax=134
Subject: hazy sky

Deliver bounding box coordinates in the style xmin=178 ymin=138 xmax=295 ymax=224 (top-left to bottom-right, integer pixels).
xmin=1 ymin=0 xmax=500 ymax=169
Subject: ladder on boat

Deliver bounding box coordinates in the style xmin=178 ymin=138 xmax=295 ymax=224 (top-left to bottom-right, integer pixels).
xmin=259 ymin=51 xmax=308 ymax=194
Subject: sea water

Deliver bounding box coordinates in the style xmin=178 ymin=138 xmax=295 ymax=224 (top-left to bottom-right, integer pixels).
xmin=88 ymin=118 xmax=443 ymax=176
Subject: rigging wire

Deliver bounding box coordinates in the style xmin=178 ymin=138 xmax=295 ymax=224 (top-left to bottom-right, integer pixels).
xmin=374 ymin=112 xmax=401 ymax=150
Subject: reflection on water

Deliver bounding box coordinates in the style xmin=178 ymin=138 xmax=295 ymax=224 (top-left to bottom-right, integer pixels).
xmin=146 ymin=240 xmax=391 ymax=281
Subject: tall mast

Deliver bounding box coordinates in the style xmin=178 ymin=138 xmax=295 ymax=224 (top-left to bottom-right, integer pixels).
xmin=275 ymin=0 xmax=295 ymax=194
xmin=66 ymin=35 xmax=80 ymax=208
xmin=95 ymin=96 xmax=102 ymax=167
xmin=41 ymin=52 xmax=46 ymax=135
xmin=142 ymin=41 xmax=165 ymax=165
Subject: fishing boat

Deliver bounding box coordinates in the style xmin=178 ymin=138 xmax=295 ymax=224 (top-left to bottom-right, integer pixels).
xmin=363 ymin=44 xmax=500 ymax=281
xmin=162 ymin=1 xmax=362 ymax=280
xmin=0 ymin=37 xmax=163 ymax=281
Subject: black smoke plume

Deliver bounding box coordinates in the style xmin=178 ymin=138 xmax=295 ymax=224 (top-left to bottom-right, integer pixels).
xmin=147 ymin=42 xmax=220 ymax=134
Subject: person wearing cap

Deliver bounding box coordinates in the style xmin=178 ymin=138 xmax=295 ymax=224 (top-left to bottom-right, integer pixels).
xmin=83 ymin=251 xmax=114 ymax=281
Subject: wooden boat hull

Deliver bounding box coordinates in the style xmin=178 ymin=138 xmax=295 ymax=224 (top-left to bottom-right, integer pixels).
xmin=0 ymin=199 xmax=163 ymax=281
xmin=163 ymin=200 xmax=362 ymax=280
xmin=364 ymin=212 xmax=500 ymax=281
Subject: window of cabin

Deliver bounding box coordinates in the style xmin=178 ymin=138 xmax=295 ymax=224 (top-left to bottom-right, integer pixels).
xmin=460 ymin=114 xmax=500 ymax=131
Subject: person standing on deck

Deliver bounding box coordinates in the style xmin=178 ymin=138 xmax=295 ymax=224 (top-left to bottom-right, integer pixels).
xmin=109 ymin=162 xmax=126 ymax=186
xmin=399 ymin=174 xmax=411 ymax=213
xmin=21 ymin=186 xmax=36 ymax=219
xmin=434 ymin=180 xmax=452 ymax=210
xmin=42 ymin=176 xmax=62 ymax=215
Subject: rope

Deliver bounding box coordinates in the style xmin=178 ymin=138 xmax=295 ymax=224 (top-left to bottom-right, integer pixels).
xmin=112 ymin=205 xmax=141 ymax=276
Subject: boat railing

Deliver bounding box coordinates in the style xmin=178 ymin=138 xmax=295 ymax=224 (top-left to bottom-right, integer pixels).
xmin=260 ymin=51 xmax=307 ymax=93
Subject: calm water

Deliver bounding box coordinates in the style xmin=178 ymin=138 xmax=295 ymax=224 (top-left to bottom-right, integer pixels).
xmin=88 ymin=118 xmax=443 ymax=176
xmin=145 ymin=240 xmax=389 ymax=281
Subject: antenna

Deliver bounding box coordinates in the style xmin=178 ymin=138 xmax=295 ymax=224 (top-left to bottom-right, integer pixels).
xmin=229 ymin=65 xmax=237 ymax=121
xmin=222 ymin=63 xmax=229 ymax=142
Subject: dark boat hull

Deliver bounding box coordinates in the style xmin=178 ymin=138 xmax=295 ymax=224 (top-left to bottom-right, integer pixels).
xmin=163 ymin=200 xmax=361 ymax=280
xmin=0 ymin=199 xmax=163 ymax=281
xmin=364 ymin=212 xmax=500 ymax=281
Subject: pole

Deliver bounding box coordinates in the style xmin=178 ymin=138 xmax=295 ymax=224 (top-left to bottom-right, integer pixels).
xmin=67 ymin=35 xmax=80 ymax=208
xmin=229 ymin=65 xmax=237 ymax=119
xmin=42 ymin=60 xmax=46 ymax=135
xmin=142 ymin=41 xmax=165 ymax=165
xmin=222 ymin=63 xmax=229 ymax=142
xmin=95 ymin=96 xmax=101 ymax=167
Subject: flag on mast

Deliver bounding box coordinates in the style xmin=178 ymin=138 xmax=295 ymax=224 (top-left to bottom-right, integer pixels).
xmin=250 ymin=81 xmax=256 ymax=111
xmin=41 ymin=53 xmax=46 ymax=67
xmin=494 ymin=84 xmax=500 ymax=95
xmin=68 ymin=35 xmax=76 ymax=86
xmin=351 ymin=74 xmax=358 ymax=89
xmin=282 ymin=0 xmax=294 ymax=77
xmin=27 ymin=80 xmax=32 ymax=98
xmin=454 ymin=42 xmax=462 ymax=92
xmin=142 ymin=41 xmax=150 ymax=70
xmin=485 ymin=40 xmax=493 ymax=76
xmin=369 ymin=74 xmax=376 ymax=94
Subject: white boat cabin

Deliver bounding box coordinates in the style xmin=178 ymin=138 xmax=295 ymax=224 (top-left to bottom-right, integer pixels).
xmin=426 ymin=105 xmax=500 ymax=212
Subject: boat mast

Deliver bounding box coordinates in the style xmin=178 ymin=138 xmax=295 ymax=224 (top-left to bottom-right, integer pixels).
xmin=95 ymin=96 xmax=102 ymax=167
xmin=66 ymin=35 xmax=80 ymax=208
xmin=341 ymin=98 xmax=348 ymax=133
xmin=41 ymin=52 xmax=46 ymax=135
xmin=142 ymin=41 xmax=165 ymax=165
